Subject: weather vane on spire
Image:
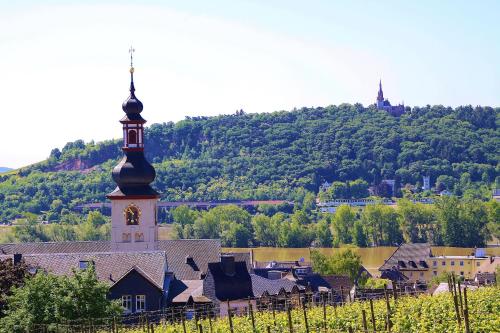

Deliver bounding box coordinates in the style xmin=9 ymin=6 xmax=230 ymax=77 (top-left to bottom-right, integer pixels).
xmin=129 ymin=46 xmax=135 ymax=68
xmin=128 ymin=46 xmax=136 ymax=90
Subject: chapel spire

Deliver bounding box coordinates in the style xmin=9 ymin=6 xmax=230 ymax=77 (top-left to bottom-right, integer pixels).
xmin=377 ymin=79 xmax=384 ymax=102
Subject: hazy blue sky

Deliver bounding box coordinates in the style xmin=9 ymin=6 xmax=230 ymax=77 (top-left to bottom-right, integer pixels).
xmin=1 ymin=0 xmax=499 ymax=168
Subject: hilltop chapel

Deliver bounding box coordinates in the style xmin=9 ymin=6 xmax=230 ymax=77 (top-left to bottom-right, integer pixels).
xmin=376 ymin=80 xmax=405 ymax=116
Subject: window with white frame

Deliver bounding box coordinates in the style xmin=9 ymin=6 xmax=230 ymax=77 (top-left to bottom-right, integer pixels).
xmin=136 ymin=295 xmax=146 ymax=312
xmin=121 ymin=295 xmax=132 ymax=313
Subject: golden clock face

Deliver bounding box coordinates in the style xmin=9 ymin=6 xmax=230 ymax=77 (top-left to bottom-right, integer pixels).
xmin=124 ymin=205 xmax=140 ymax=225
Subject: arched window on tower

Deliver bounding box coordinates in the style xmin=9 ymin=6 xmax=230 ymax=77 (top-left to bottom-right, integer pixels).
xmin=125 ymin=205 xmax=140 ymax=225
xmin=128 ymin=130 xmax=137 ymax=145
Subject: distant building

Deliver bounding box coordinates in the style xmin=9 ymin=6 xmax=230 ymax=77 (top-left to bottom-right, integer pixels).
xmin=493 ymin=189 xmax=500 ymax=202
xmin=376 ymin=80 xmax=405 ymax=116
xmin=379 ymin=243 xmax=493 ymax=283
xmin=422 ymin=176 xmax=431 ymax=191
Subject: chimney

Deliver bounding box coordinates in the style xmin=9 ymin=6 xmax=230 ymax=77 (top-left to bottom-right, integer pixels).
xmin=220 ymin=255 xmax=235 ymax=276
xmin=13 ymin=253 xmax=22 ymax=266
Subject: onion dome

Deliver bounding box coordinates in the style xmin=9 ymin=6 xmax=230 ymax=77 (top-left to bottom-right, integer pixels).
xmin=121 ymin=67 xmax=146 ymax=123
xmin=109 ymin=151 xmax=159 ymax=197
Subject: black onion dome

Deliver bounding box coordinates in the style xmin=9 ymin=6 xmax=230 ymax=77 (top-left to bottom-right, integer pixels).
xmin=109 ymin=152 xmax=159 ymax=198
xmin=122 ymin=81 xmax=144 ymax=114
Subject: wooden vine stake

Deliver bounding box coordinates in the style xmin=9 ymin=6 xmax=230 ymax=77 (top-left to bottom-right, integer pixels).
xmin=248 ymin=300 xmax=256 ymax=332
xmin=322 ymin=297 xmax=327 ymax=330
xmin=286 ymin=305 xmax=293 ymax=333
xmin=181 ymin=309 xmax=187 ymax=333
xmin=302 ymin=301 xmax=310 ymax=333
xmin=227 ymin=301 xmax=234 ymax=333
xmin=463 ymin=287 xmax=471 ymax=333
xmin=451 ymin=273 xmax=462 ymax=327
xmin=362 ymin=309 xmax=368 ymax=333
xmin=369 ymin=299 xmax=376 ymax=332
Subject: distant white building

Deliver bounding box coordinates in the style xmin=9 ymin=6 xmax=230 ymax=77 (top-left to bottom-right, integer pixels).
xmin=422 ymin=176 xmax=431 ymax=191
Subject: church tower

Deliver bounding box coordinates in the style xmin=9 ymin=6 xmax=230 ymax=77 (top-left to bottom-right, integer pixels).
xmin=377 ymin=79 xmax=384 ymax=108
xmin=107 ymin=50 xmax=160 ymax=251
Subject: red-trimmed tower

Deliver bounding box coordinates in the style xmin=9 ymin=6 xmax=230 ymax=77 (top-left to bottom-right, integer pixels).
xmin=107 ymin=51 xmax=160 ymax=251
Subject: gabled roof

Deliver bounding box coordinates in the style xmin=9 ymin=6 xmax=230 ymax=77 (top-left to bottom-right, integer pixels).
xmin=167 ymin=279 xmax=210 ymax=304
xmin=204 ymin=261 xmax=253 ymax=302
xmin=250 ymin=274 xmax=302 ymax=297
xmin=379 ymin=243 xmax=432 ymax=271
xmin=6 ymin=251 xmax=167 ymax=289
xmin=222 ymin=252 xmax=253 ymax=273
xmin=159 ymin=240 xmax=220 ymax=280
xmin=321 ymin=275 xmax=354 ymax=293
xmin=0 ymin=239 xmax=221 ymax=281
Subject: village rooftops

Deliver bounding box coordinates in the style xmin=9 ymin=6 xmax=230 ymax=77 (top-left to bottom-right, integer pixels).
xmin=0 ymin=239 xmax=221 ymax=280
xmin=0 ymin=251 xmax=167 ymax=289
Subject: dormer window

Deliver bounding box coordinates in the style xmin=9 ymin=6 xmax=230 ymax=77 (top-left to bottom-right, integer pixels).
xmin=124 ymin=205 xmax=140 ymax=225
xmin=79 ymin=260 xmax=92 ymax=270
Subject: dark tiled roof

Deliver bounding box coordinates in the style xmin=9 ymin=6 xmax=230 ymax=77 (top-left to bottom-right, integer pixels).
xmin=203 ymin=261 xmax=253 ymax=302
xmin=223 ymin=252 xmax=253 ymax=273
xmin=0 ymin=239 xmax=221 ymax=281
xmin=379 ymin=243 xmax=432 ymax=271
xmin=159 ymin=240 xmax=220 ymax=280
xmin=0 ymin=241 xmax=111 ymax=255
xmin=380 ymin=269 xmax=408 ymax=282
xmin=7 ymin=251 xmax=166 ymax=289
xmin=321 ymin=275 xmax=354 ymax=292
xmin=167 ymin=279 xmax=209 ymax=304
xmin=289 ymin=273 xmax=331 ymax=292
xmin=250 ymin=274 xmax=301 ymax=297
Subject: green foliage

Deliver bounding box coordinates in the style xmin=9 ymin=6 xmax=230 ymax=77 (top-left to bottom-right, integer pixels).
xmin=436 ymin=196 xmax=489 ymax=247
xmin=311 ymin=249 xmax=365 ymax=284
xmin=0 ymin=259 xmax=29 ymax=316
xmin=362 ymin=277 xmax=391 ymax=289
xmin=127 ymin=287 xmax=500 ymax=333
xmin=0 ymin=265 xmax=121 ymax=333
xmin=361 ymin=204 xmax=403 ymax=246
xmin=0 ymin=104 xmax=497 ymax=223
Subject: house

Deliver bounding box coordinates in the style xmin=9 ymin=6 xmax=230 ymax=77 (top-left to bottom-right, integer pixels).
xmin=474 ymin=272 xmax=496 ymax=285
xmin=202 ymin=255 xmax=302 ymax=316
xmin=379 ymin=243 xmax=432 ymax=282
xmin=380 ymin=243 xmax=493 ymax=283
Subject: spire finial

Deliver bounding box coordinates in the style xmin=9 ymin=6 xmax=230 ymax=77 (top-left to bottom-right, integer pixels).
xmin=128 ymin=46 xmax=135 ymax=92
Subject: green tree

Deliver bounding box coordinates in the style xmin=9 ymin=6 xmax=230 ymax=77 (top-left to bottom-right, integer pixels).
xmin=0 ymin=265 xmax=121 ymax=333
xmin=311 ymin=249 xmax=366 ymax=284
xmin=171 ymin=205 xmax=198 ymax=226
xmin=313 ymin=218 xmax=333 ymax=247
xmin=398 ymin=199 xmax=436 ymax=243
xmin=361 ymin=204 xmax=403 ymax=246
xmin=331 ymin=205 xmax=356 ymax=246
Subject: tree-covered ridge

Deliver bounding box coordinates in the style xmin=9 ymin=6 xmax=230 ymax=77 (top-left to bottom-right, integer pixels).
xmin=0 ymin=104 xmax=498 ymax=221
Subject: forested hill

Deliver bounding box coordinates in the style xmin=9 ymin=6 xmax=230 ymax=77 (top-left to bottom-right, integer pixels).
xmin=0 ymin=104 xmax=498 ymax=221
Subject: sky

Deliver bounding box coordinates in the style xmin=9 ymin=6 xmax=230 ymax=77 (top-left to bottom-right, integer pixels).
xmin=0 ymin=0 xmax=499 ymax=168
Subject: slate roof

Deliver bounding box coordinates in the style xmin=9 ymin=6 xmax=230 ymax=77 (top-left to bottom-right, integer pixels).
xmin=321 ymin=275 xmax=354 ymax=293
xmin=160 ymin=240 xmax=220 ymax=280
xmin=379 ymin=243 xmax=432 ymax=271
xmin=222 ymin=252 xmax=253 ymax=273
xmin=203 ymin=261 xmax=253 ymax=302
xmin=0 ymin=241 xmax=111 ymax=255
xmin=4 ymin=251 xmax=167 ymax=289
xmin=250 ymin=274 xmax=302 ymax=297
xmin=167 ymin=279 xmax=210 ymax=304
xmin=0 ymin=239 xmax=221 ymax=281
